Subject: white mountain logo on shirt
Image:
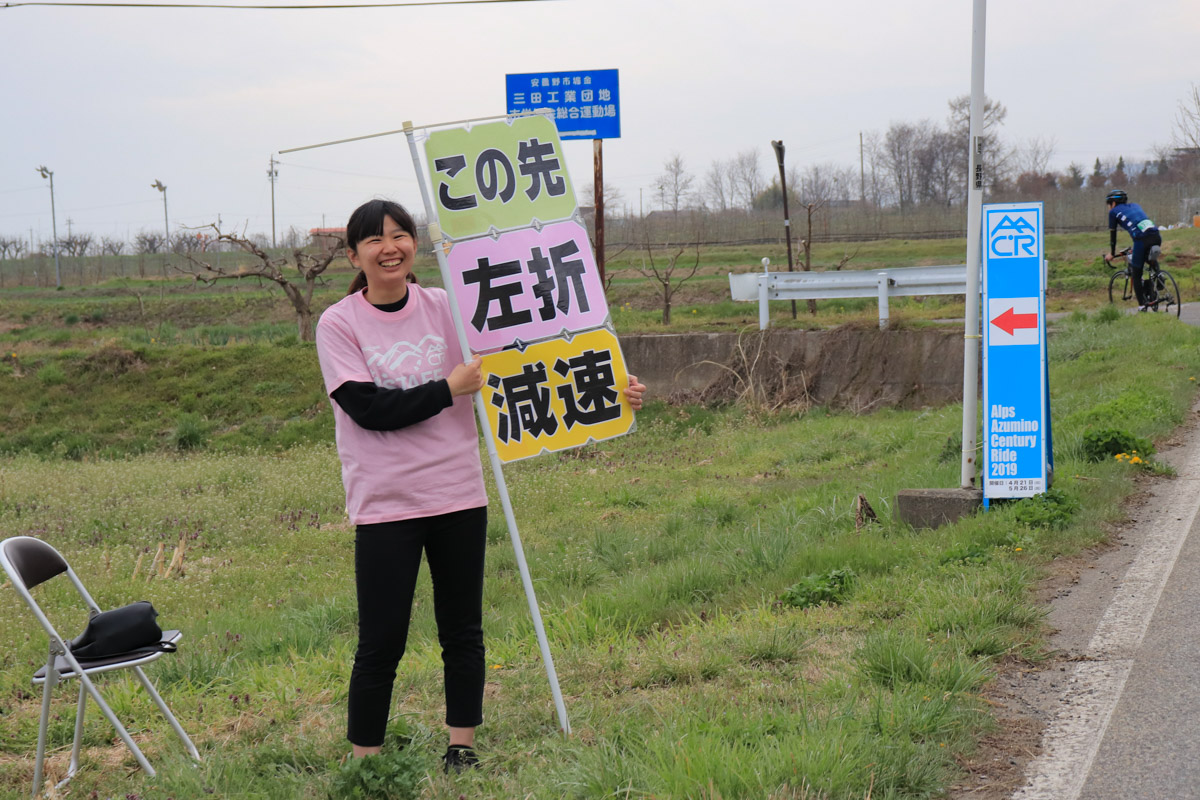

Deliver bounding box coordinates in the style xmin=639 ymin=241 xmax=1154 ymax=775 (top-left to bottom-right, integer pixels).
xmin=363 ymin=334 xmax=449 ymax=389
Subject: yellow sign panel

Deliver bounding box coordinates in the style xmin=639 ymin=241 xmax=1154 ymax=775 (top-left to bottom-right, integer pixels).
xmin=480 ymin=328 xmax=633 ymax=462
xmin=425 ymin=115 xmax=576 ymax=241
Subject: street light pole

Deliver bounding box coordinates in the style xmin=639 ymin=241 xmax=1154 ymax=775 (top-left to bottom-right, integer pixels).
xmin=151 ymin=179 xmax=169 ymax=243
xmin=35 ymin=166 xmax=62 ymax=288
xmin=771 ymin=140 xmax=797 ymax=319
xmin=960 ymin=0 xmax=987 ymax=489
xmin=268 ymin=156 xmax=279 ymax=248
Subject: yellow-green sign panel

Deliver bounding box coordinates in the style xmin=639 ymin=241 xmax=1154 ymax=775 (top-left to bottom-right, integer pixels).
xmin=481 ymin=328 xmax=634 ymax=462
xmin=425 ymin=115 xmax=577 ymax=241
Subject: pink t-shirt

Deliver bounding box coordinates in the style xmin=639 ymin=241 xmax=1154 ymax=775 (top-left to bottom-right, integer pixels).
xmin=315 ymin=285 xmax=487 ymax=524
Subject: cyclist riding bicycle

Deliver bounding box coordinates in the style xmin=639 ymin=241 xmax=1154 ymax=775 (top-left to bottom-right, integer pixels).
xmin=1103 ymin=189 xmax=1163 ymax=311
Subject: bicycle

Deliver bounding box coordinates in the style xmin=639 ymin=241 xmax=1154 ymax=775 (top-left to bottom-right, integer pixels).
xmin=1107 ymin=245 xmax=1181 ymax=318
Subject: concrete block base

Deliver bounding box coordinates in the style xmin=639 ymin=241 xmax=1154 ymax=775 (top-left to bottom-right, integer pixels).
xmin=895 ymin=488 xmax=983 ymax=529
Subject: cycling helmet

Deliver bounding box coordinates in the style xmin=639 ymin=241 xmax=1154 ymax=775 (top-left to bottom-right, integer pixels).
xmin=1106 ymin=189 xmax=1128 ymax=205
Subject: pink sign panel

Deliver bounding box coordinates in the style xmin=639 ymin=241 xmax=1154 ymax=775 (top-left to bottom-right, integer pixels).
xmin=445 ymin=220 xmax=609 ymax=353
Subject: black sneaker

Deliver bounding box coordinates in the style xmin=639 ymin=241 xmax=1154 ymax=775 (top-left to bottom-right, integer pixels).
xmin=442 ymin=745 xmax=478 ymax=774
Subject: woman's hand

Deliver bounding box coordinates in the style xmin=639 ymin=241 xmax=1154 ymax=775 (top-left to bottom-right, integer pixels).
xmin=447 ymin=355 xmax=484 ymax=397
xmin=624 ymin=375 xmax=647 ymax=411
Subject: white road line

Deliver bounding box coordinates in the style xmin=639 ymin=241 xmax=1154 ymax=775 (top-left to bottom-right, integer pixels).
xmin=1013 ymin=447 xmax=1200 ymax=800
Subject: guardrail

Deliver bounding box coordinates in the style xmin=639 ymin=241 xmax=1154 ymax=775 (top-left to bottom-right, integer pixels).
xmin=729 ymin=261 xmax=977 ymax=329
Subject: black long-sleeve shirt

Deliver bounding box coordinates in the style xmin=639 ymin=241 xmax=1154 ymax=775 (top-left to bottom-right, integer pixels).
xmin=328 ymin=292 xmax=454 ymax=432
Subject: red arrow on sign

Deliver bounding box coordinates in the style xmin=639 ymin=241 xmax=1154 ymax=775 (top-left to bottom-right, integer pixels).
xmin=990 ymin=307 xmax=1038 ymax=335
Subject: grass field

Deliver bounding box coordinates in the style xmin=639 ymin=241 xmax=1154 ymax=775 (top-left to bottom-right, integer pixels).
xmin=1 ymin=230 xmax=1199 ymax=798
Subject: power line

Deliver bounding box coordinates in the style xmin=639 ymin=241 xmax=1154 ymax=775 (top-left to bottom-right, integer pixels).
xmin=3 ymin=0 xmax=554 ymax=9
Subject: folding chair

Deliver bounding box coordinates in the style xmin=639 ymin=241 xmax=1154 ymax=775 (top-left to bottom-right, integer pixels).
xmin=0 ymin=536 xmax=200 ymax=798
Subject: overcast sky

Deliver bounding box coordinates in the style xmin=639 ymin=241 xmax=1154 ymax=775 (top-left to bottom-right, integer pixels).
xmin=3 ymin=0 xmax=1198 ymax=244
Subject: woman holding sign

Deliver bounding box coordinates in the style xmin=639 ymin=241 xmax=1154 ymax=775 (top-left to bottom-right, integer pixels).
xmin=316 ymin=199 xmax=645 ymax=771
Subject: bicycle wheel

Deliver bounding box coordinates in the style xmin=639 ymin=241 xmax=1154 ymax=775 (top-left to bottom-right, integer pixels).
xmin=1108 ymin=269 xmax=1131 ymax=304
xmin=1154 ymin=270 xmax=1181 ymax=318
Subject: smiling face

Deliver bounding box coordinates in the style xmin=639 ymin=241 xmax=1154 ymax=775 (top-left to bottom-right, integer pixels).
xmin=347 ymin=215 xmax=417 ymax=305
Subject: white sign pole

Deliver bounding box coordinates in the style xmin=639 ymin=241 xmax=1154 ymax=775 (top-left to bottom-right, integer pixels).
xmin=961 ymin=0 xmax=987 ymax=489
xmin=404 ymin=122 xmax=572 ymax=736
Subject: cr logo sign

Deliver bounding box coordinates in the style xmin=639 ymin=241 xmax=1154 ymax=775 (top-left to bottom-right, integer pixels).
xmin=988 ymin=214 xmax=1037 ymax=258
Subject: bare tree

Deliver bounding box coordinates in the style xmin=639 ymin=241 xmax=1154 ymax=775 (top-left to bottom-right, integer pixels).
xmin=281 ymin=225 xmax=309 ymax=250
xmin=59 ymin=232 xmax=93 ymax=257
xmin=798 ymin=163 xmax=852 ymax=207
xmin=578 ymin=182 xmax=625 ymax=214
xmin=0 ymin=236 xmax=27 ymax=260
xmin=730 ymin=149 xmax=765 ymax=210
xmin=173 ymin=224 xmax=342 ymax=341
xmin=1013 ymin=136 xmax=1058 ymax=176
xmin=882 ymin=121 xmax=931 ymax=212
xmin=702 ymin=158 xmax=736 ymax=212
xmin=653 ymin=154 xmax=695 ymax=213
xmin=947 ymin=94 xmax=1011 ymax=192
xmin=637 ymin=222 xmax=701 ymax=325
xmin=861 ymin=131 xmax=893 ymax=209
xmin=100 ymin=236 xmax=126 ymax=256
xmin=171 ymin=230 xmax=205 ymax=254
xmin=914 ymin=128 xmax=959 ymax=206
xmin=1172 ymin=82 xmax=1200 ymax=150
xmin=135 ymin=230 xmax=167 ymax=254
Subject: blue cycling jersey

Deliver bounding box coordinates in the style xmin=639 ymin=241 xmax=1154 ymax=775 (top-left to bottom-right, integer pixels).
xmin=1108 ymin=202 xmax=1158 ymax=240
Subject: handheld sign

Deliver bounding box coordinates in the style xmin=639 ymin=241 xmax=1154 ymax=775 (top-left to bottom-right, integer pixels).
xmin=425 ymin=115 xmax=576 ymax=240
xmin=424 ymin=114 xmax=634 ymax=461
xmin=982 ymin=202 xmax=1048 ymax=498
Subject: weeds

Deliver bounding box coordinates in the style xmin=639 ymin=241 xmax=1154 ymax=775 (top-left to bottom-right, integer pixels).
xmin=781 ymin=568 xmax=856 ymax=609
xmin=1012 ymin=487 xmax=1081 ymax=531
xmin=1082 ymin=428 xmax=1154 ymax=462
xmin=330 ymin=721 xmax=429 ymax=800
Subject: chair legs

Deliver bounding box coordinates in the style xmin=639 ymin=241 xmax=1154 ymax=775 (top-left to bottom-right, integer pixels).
xmin=133 ymin=666 xmax=201 ymax=761
xmin=31 ymin=657 xmax=56 ymax=798
xmin=30 ymin=663 xmax=203 ymax=798
xmin=59 ymin=683 xmax=88 ymax=789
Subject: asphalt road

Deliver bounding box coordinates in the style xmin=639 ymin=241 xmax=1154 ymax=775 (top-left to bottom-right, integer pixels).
xmin=1013 ymin=302 xmax=1200 ymax=800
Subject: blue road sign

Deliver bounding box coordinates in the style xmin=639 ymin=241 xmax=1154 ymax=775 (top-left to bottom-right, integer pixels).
xmin=982 ymin=202 xmax=1048 ymax=499
xmin=506 ymin=69 xmax=620 ymax=140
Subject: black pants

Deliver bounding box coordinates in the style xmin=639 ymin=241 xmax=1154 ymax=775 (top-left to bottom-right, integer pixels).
xmin=347 ymin=506 xmax=487 ymax=746
xmin=1130 ymin=230 xmax=1163 ymax=306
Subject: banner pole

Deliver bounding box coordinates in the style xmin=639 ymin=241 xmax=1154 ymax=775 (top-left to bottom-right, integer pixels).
xmin=403 ymin=122 xmax=571 ymax=736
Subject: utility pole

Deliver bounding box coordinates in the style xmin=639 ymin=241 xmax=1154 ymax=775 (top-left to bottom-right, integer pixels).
xmin=268 ymin=155 xmax=279 ymax=248
xmin=35 ymin=166 xmax=61 ymax=288
xmin=151 ymin=179 xmax=169 ymax=242
xmin=859 ymin=132 xmax=866 ymax=205
xmin=961 ymin=0 xmax=987 ymax=490
xmin=771 ymin=140 xmax=797 ymax=319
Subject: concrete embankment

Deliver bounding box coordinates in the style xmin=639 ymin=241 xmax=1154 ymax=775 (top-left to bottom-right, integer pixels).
xmin=620 ymin=327 xmax=971 ymax=410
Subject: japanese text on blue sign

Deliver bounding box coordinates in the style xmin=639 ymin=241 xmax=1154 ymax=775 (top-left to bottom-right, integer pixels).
xmin=506 ymin=69 xmax=620 ymax=140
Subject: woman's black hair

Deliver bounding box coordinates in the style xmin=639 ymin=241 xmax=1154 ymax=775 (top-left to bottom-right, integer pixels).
xmin=345 ymin=199 xmax=420 ymax=296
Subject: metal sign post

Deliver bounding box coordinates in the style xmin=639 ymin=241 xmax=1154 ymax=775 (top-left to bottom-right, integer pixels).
xmin=961 ymin=0 xmax=986 ymax=489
